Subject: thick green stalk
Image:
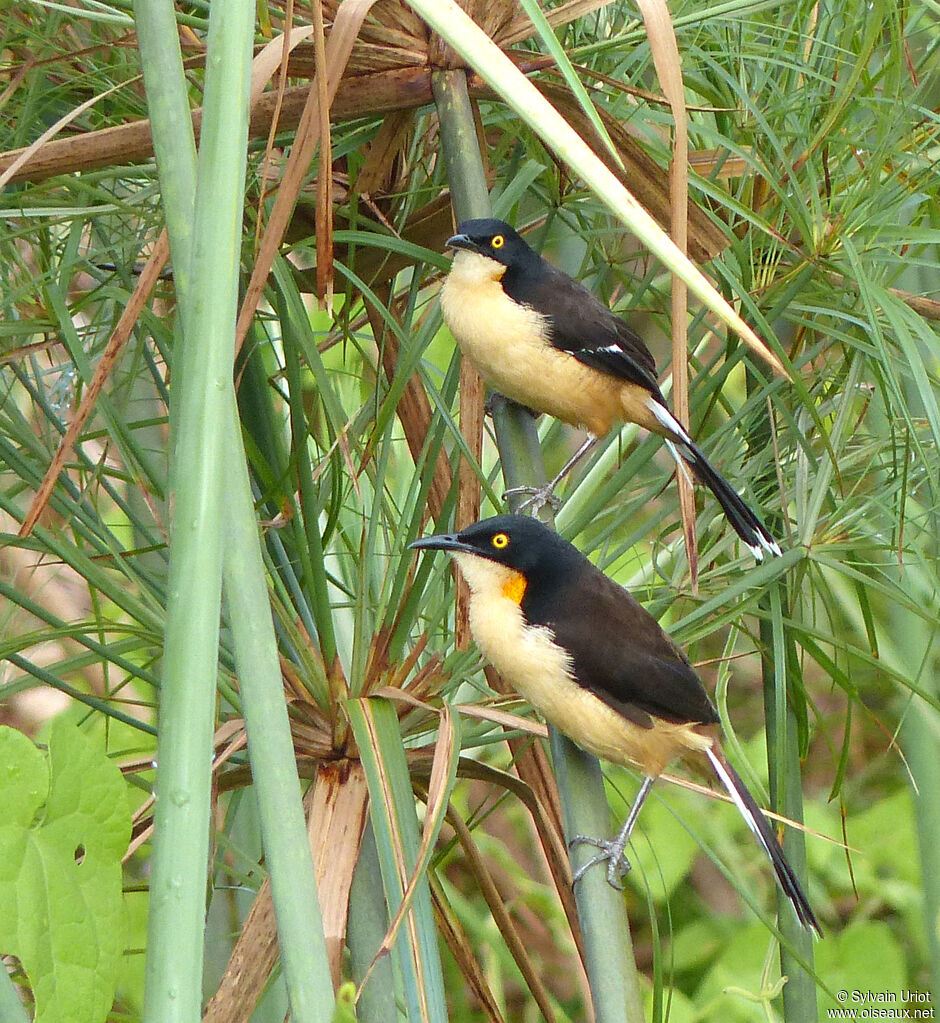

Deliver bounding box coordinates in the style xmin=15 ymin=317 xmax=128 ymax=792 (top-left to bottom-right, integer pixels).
xmin=761 ymin=584 xmax=817 ymax=1021
xmin=747 ymin=313 xmax=816 ymax=1017
xmin=137 ymin=0 xmax=331 ymax=1015
xmin=221 ymin=407 xmax=335 ymax=1023
xmin=551 ymin=733 xmax=647 ymax=1023
xmin=131 ymin=0 xmax=197 ymax=298
xmin=904 ymin=705 xmax=940 ymax=1006
xmin=433 ymin=67 xmax=645 ymax=1023
xmin=892 ymin=583 xmax=940 ymax=1006
xmin=136 ymin=0 xmax=255 ymax=1017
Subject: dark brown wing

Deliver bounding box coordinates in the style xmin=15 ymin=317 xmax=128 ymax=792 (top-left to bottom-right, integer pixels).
xmin=524 ymin=563 xmax=718 ymax=727
xmin=501 ymin=259 xmax=662 ymax=396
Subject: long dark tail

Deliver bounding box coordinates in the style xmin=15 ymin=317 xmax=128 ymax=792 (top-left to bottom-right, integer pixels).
xmin=706 ymin=746 xmax=821 ymax=935
xmin=646 ymin=397 xmax=781 ymax=560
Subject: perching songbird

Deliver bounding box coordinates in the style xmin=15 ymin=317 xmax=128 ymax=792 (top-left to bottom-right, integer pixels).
xmin=439 ymin=218 xmax=780 ymax=560
xmin=410 ymin=514 xmax=819 ymax=932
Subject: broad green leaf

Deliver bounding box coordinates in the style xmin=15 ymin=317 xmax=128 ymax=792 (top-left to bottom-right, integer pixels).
xmin=0 ymin=719 xmax=130 ymax=1023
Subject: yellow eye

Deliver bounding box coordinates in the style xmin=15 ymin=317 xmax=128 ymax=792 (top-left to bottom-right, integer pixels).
xmin=491 ymin=532 xmax=509 ymax=549
xmin=490 ymin=234 xmax=505 ymax=249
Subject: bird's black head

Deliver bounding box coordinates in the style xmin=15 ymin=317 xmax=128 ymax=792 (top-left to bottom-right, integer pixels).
xmin=409 ymin=514 xmax=580 ymax=581
xmin=445 ymin=219 xmax=534 ymax=270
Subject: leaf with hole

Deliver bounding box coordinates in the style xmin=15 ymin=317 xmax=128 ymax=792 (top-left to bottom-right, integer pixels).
xmin=0 ymin=720 xmax=130 ymax=1023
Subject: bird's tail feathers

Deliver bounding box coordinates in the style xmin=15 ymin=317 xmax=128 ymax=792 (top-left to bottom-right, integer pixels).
xmin=646 ymin=399 xmax=781 ymax=560
xmin=705 ymin=746 xmax=821 ymax=935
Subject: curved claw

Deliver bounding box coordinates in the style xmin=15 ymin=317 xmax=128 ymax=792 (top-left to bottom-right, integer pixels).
xmin=503 ymin=485 xmax=562 ymax=515
xmin=569 ymin=834 xmax=632 ymax=889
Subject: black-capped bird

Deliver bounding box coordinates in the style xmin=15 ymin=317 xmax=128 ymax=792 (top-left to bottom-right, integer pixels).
xmin=410 ymin=515 xmax=819 ymax=933
xmin=440 ymin=218 xmax=780 ymax=560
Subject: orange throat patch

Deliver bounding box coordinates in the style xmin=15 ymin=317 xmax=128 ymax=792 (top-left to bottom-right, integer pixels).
xmin=501 ymin=571 xmax=527 ymax=605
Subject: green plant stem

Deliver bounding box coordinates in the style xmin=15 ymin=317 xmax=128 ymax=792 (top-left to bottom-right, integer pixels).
xmin=551 ymin=733 xmax=647 ymax=1023
xmin=131 ymin=0 xmax=197 ymax=300
xmin=135 ymin=0 xmax=255 ymax=1016
xmin=221 ymin=407 xmax=335 ymax=1023
xmin=893 ymin=582 xmax=940 ymax=1006
xmin=433 ymin=66 xmax=644 ymax=1023
xmin=905 ymin=704 xmax=940 ymax=1006
xmin=760 ymin=584 xmax=816 ymax=1021
xmin=487 ymin=394 xmax=548 ymax=513
xmin=431 ymin=71 xmax=491 ymax=220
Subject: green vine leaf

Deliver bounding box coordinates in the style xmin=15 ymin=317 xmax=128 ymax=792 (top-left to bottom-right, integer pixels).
xmin=0 ymin=719 xmax=131 ymax=1023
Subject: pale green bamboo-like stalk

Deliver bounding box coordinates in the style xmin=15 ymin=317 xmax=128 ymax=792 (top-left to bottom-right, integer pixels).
xmin=221 ymin=409 xmax=335 ymax=1022
xmin=891 ymin=579 xmax=940 ymax=1007
xmin=135 ymin=0 xmax=255 ymax=1016
xmin=551 ymin=734 xmax=648 ymax=1023
xmin=432 ymin=67 xmax=646 ymax=1023
xmin=347 ymin=824 xmax=401 ymax=1020
xmin=762 ymin=580 xmax=817 ymax=1021
xmin=130 ymin=0 xmax=197 ymax=300
xmin=906 ymin=708 xmax=940 ymax=1004
xmin=136 ymin=0 xmax=333 ymax=1016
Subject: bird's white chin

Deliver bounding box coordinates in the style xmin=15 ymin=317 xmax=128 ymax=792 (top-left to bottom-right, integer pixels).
xmin=446 ymin=248 xmax=506 ymax=285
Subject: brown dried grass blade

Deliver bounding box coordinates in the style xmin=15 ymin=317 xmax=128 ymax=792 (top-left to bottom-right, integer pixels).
xmin=235 ymin=0 xmax=382 ymax=352
xmin=313 ymin=0 xmax=335 ymax=305
xmin=446 ymin=805 xmax=562 ymax=1023
xmin=202 ymin=877 xmax=279 ymax=1022
xmin=19 ymin=230 xmax=171 ymax=538
xmin=634 ymin=0 xmax=698 ymax=583
xmin=456 ymin=359 xmax=485 ymax=647
xmin=429 ymin=876 xmax=508 ymax=1023
xmin=251 ymin=19 xmax=314 ymax=251
xmin=307 ymin=759 xmax=371 ymax=986
xmin=249 ymin=23 xmax=314 ymax=111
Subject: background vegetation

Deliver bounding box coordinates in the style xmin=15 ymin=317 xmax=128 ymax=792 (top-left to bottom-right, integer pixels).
xmin=0 ymin=0 xmax=937 ymax=1021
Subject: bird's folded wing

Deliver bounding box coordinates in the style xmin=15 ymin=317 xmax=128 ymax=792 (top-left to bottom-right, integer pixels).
xmin=548 ymin=570 xmax=719 ymax=727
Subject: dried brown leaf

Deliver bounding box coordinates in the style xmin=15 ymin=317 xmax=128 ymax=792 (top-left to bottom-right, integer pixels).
xmin=204 ymin=763 xmax=369 ymax=1019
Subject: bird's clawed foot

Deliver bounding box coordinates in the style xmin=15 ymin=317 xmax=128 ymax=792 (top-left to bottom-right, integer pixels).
xmin=569 ymin=833 xmax=633 ymax=889
xmin=503 ymin=484 xmax=562 ymax=515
